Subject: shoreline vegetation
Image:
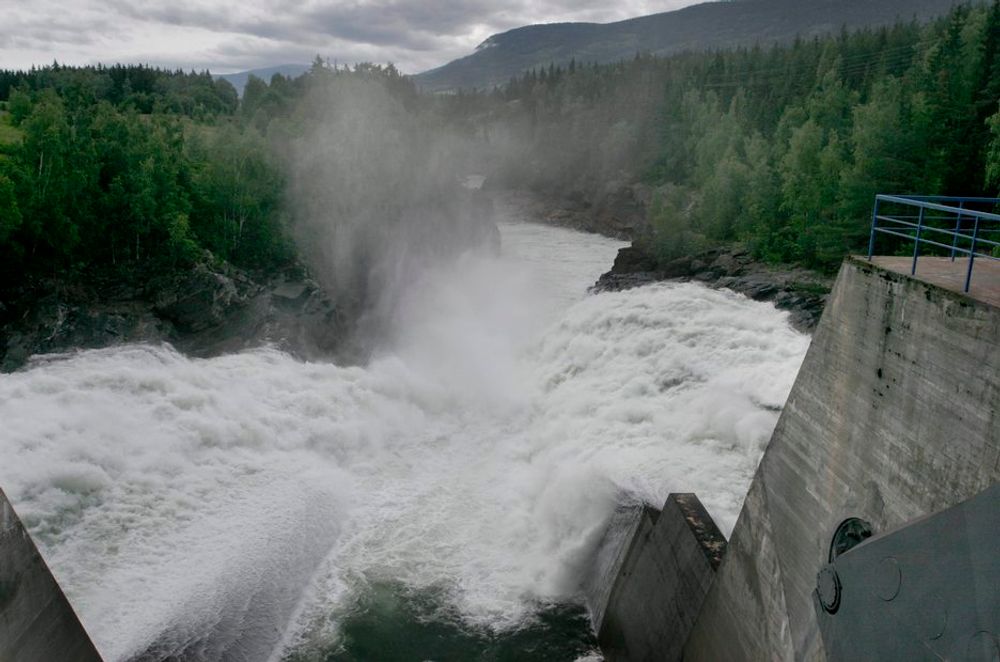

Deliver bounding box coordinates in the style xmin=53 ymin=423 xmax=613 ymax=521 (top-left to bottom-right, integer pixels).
xmin=3 ymin=1 xmax=1000 ymax=366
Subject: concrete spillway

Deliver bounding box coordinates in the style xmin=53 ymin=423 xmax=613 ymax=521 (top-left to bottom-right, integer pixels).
xmin=587 ymin=494 xmax=726 ymax=661
xmin=2 ymin=253 xmax=996 ymax=659
xmin=0 ymin=488 xmax=103 ymax=661
xmin=592 ymin=255 xmax=1000 ymax=660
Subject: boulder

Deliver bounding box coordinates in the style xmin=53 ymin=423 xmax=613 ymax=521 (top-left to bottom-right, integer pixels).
xmin=154 ymin=264 xmax=248 ymax=333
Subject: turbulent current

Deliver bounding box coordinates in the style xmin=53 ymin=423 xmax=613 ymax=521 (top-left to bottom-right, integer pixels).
xmin=0 ymin=222 xmax=809 ymax=661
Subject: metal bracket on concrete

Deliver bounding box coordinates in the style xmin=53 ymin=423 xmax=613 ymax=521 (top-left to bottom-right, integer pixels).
xmin=814 ymin=482 xmax=1000 ymax=661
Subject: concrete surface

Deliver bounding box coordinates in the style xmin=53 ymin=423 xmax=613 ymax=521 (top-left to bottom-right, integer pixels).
xmin=815 ymin=483 xmax=1000 ymax=660
xmin=867 ymin=255 xmax=1000 ymax=308
xmin=683 ymin=256 xmax=1000 ymax=661
xmin=590 ymin=494 xmax=726 ymax=662
xmin=0 ymin=488 xmax=103 ymax=662
xmin=586 ymin=504 xmax=646 ymax=638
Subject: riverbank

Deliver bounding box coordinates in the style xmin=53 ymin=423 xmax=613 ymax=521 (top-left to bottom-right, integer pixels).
xmin=594 ymin=244 xmax=831 ymax=333
xmin=1 ymin=185 xmax=829 ymax=372
xmin=489 ymin=186 xmax=831 ymax=333
xmin=0 ymin=259 xmax=346 ymax=372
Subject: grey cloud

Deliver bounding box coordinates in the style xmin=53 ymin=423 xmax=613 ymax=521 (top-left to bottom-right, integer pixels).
xmin=103 ymin=0 xmax=234 ymax=29
xmin=0 ymin=0 xmax=705 ymax=74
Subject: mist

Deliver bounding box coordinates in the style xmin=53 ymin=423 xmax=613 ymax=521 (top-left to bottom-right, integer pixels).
xmin=283 ymin=71 xmax=498 ymax=356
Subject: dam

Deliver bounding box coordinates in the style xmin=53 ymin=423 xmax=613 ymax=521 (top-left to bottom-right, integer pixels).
xmin=1 ymin=204 xmax=998 ymax=659
xmin=591 ymin=195 xmax=1000 ymax=661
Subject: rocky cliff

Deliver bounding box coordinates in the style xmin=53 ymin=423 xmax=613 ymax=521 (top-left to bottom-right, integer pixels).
xmin=0 ymin=259 xmax=346 ymax=372
xmin=595 ymin=244 xmax=831 ymax=333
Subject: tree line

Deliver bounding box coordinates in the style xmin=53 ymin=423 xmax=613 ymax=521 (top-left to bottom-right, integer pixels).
xmin=0 ymin=59 xmax=419 ymax=290
xmin=474 ymin=1 xmax=1000 ymax=270
xmin=3 ymin=3 xmax=1000 ymax=294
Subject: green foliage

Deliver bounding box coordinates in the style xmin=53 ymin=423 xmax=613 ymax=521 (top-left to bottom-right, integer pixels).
xmin=0 ymin=110 xmax=23 ymax=150
xmin=481 ymin=1 xmax=1000 ymax=271
xmin=985 ymin=104 xmax=1000 ymax=190
xmin=0 ymin=173 xmax=21 ymax=242
xmin=0 ymin=64 xmax=238 ymax=119
xmin=649 ymin=185 xmax=708 ymax=262
xmin=7 ymin=87 xmax=32 ymax=125
xmin=0 ymin=58 xmax=428 ymax=291
xmin=0 ymin=66 xmax=293 ymax=286
xmin=6 ymin=6 xmax=999 ymax=292
xmin=187 ymin=125 xmax=290 ymax=268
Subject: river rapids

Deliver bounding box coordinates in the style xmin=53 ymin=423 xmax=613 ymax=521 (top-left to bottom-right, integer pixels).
xmin=0 ymin=221 xmax=809 ymax=661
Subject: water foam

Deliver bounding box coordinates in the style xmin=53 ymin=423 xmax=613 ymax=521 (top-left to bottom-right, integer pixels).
xmin=0 ymin=223 xmax=809 ymax=660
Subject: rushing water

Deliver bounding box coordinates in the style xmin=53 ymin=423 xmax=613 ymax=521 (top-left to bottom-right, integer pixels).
xmin=0 ymin=222 xmax=809 ymax=661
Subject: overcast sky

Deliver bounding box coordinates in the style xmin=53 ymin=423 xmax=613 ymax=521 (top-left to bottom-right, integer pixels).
xmin=1 ymin=0 xmax=709 ymax=75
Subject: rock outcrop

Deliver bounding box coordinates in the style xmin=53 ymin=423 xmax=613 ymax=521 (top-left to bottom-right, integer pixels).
xmin=595 ymin=246 xmax=832 ymax=333
xmin=0 ymin=261 xmax=346 ymax=372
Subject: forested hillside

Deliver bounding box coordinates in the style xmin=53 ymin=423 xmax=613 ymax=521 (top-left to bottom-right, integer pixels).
xmin=3 ymin=1 xmax=1000 ymax=306
xmin=0 ymin=61 xmax=423 ymax=292
xmin=415 ymin=0 xmax=979 ymax=92
xmin=469 ymin=1 xmax=1000 ymax=270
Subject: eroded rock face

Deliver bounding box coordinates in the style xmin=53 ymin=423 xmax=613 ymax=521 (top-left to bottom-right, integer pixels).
xmin=0 ymin=262 xmax=348 ymax=372
xmin=595 ymin=246 xmax=832 ymax=333
xmin=0 ymin=295 xmax=167 ymax=372
xmin=154 ymin=264 xmax=246 ymax=333
xmin=171 ymin=272 xmax=346 ymax=361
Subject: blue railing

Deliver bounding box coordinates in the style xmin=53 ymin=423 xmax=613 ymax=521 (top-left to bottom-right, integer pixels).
xmin=867 ymin=195 xmax=1000 ymax=292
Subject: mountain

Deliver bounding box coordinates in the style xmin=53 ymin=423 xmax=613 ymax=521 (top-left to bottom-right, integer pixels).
xmin=414 ymin=0 xmax=980 ymax=92
xmin=215 ymin=64 xmax=309 ymax=96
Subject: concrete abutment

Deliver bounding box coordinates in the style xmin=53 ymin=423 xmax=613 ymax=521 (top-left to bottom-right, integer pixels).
xmin=593 ymin=256 xmax=1000 ymax=661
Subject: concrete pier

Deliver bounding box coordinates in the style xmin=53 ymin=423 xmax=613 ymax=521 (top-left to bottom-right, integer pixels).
xmin=587 ymin=494 xmax=726 ymax=662
xmin=0 ymin=489 xmax=103 ymax=662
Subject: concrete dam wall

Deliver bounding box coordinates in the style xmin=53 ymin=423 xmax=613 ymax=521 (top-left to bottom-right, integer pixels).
xmin=0 ymin=488 xmax=103 ymax=662
xmin=593 ymin=256 xmax=1000 ymax=660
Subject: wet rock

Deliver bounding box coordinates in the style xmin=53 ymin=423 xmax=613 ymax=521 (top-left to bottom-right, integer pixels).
xmin=0 ymin=261 xmax=347 ymax=373
xmin=595 ymin=244 xmax=832 ymax=333
xmin=0 ymin=294 xmax=168 ymax=372
xmin=154 ymin=264 xmax=247 ymax=333
xmin=271 ymin=280 xmax=310 ymax=303
xmin=660 ymin=257 xmax=694 ymax=279
xmin=610 ymin=245 xmax=659 ymax=274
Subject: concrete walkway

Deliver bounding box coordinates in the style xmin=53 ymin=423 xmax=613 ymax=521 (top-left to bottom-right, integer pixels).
xmin=865 ymin=255 xmax=1000 ymax=308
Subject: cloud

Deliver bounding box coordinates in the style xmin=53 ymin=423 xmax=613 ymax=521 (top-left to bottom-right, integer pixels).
xmin=0 ymin=0 xmax=707 ymax=74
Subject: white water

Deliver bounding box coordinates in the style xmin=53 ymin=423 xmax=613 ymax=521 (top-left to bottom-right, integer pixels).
xmin=0 ymin=222 xmax=809 ymax=660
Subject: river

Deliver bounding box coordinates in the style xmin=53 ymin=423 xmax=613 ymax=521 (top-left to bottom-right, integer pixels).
xmin=0 ymin=221 xmax=809 ymax=661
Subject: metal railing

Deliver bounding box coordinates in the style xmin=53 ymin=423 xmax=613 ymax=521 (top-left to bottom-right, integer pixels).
xmin=867 ymin=195 xmax=1000 ymax=292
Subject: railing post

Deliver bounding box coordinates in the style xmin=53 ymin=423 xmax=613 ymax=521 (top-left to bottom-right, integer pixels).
xmin=950 ymin=200 xmax=965 ymax=261
xmin=911 ymin=205 xmax=925 ymax=276
xmin=964 ymin=216 xmax=979 ymax=293
xmin=867 ymin=197 xmax=880 ymax=260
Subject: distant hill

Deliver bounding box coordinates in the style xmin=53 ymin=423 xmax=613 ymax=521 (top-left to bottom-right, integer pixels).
xmin=215 ymin=64 xmax=309 ymax=96
xmin=414 ymin=0 xmax=981 ymax=92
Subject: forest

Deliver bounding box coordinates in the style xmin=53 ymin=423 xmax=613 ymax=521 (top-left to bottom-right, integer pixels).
xmin=0 ymin=61 xmax=420 ymax=290
xmin=2 ymin=0 xmax=1000 ymax=293
xmin=473 ymin=0 xmax=1000 ymax=270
